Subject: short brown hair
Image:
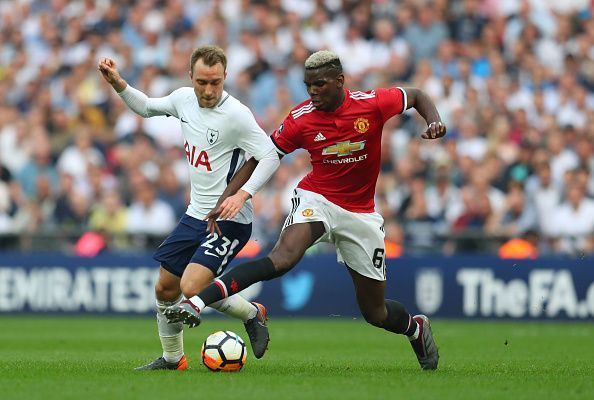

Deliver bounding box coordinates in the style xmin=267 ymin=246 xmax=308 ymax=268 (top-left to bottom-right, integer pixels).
xmin=190 ymin=45 xmax=227 ymax=73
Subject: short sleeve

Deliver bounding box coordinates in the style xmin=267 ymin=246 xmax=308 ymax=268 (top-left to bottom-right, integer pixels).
xmin=271 ymin=114 xmax=301 ymax=155
xmin=375 ymin=87 xmax=407 ymax=123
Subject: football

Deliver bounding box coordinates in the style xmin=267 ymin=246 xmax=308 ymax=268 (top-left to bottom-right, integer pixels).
xmin=201 ymin=331 xmax=247 ymax=372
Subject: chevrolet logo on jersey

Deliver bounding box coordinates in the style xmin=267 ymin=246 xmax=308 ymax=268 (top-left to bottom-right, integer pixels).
xmin=322 ymin=140 xmax=366 ymax=157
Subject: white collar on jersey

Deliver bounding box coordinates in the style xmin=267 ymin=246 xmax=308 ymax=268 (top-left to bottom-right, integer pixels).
xmin=216 ymin=91 xmax=230 ymax=108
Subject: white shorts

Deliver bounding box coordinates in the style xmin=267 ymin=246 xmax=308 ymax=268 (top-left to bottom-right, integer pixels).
xmin=283 ymin=188 xmax=387 ymax=281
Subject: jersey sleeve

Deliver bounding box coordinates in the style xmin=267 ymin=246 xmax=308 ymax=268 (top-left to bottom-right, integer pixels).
xmin=118 ymin=86 xmax=181 ymax=118
xmin=234 ymin=105 xmax=277 ymax=160
xmin=145 ymin=88 xmax=184 ymax=118
xmin=270 ymin=114 xmax=301 ymax=155
xmin=375 ymin=87 xmax=407 ymax=123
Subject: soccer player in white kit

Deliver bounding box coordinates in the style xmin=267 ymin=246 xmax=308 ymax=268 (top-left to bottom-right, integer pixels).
xmin=98 ymin=45 xmax=280 ymax=370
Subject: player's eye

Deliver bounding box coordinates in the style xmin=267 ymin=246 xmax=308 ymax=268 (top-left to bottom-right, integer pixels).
xmin=304 ymin=81 xmax=325 ymax=88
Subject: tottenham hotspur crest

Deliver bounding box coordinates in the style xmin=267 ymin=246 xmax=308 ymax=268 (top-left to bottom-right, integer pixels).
xmin=206 ymin=128 xmax=219 ymax=145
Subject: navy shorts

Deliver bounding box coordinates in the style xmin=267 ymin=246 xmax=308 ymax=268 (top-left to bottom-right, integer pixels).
xmin=153 ymin=214 xmax=252 ymax=277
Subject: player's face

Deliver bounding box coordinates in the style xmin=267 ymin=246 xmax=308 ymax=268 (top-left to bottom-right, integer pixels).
xmin=303 ymin=68 xmax=344 ymax=111
xmin=189 ymin=59 xmax=226 ymax=108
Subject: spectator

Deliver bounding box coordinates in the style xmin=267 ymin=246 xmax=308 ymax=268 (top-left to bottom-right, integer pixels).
xmin=0 ymin=0 xmax=593 ymax=255
xmin=449 ymin=0 xmax=487 ymax=44
xmin=526 ymin=162 xmax=562 ymax=238
xmin=126 ymin=180 xmax=175 ymax=236
xmin=56 ymin=125 xmax=105 ymax=188
xmin=403 ymin=4 xmax=449 ymax=63
xmin=89 ymin=189 xmax=128 ymax=249
xmin=16 ymin=137 xmax=59 ymax=199
xmin=156 ymin=164 xmax=186 ymax=219
xmin=400 ymin=173 xmax=437 ymax=252
xmin=550 ymin=181 xmax=594 ymax=254
xmin=486 ymin=182 xmax=537 ymax=236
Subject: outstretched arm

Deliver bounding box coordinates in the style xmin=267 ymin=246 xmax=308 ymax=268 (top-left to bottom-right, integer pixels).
xmin=403 ymin=88 xmax=446 ymax=140
xmin=98 ymin=57 xmax=177 ymax=118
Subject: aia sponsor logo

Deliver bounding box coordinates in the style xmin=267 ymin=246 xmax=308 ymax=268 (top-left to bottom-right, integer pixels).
xmin=184 ymin=141 xmax=212 ymax=171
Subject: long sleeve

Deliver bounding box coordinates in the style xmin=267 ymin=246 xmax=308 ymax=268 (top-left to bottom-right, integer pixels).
xmin=240 ymin=149 xmax=280 ymax=196
xmin=232 ymin=103 xmax=280 ymax=196
xmin=118 ymin=85 xmax=179 ymax=118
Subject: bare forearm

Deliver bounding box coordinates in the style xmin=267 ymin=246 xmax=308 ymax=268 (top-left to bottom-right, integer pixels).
xmin=405 ymin=88 xmax=442 ymax=124
xmin=111 ymin=77 xmax=127 ymax=93
xmin=222 ymin=158 xmax=258 ymax=200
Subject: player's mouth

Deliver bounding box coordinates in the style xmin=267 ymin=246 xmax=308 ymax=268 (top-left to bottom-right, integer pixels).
xmin=311 ymin=98 xmax=322 ymax=107
xmin=200 ymin=98 xmax=216 ymax=107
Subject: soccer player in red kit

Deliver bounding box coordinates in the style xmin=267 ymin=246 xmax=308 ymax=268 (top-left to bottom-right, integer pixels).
xmin=164 ymin=50 xmax=446 ymax=370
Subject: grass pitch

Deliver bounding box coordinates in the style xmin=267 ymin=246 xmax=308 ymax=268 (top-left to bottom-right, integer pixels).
xmin=0 ymin=316 xmax=592 ymax=400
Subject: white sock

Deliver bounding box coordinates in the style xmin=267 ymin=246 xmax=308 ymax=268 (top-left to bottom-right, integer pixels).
xmin=188 ymin=295 xmax=206 ymax=311
xmin=156 ymin=297 xmax=184 ymax=363
xmin=210 ymin=294 xmax=258 ymax=322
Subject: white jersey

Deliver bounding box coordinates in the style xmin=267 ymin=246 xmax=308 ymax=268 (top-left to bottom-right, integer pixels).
xmin=121 ymin=87 xmax=277 ymax=224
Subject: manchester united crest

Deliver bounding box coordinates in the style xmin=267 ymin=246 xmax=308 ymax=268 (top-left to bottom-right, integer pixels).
xmin=354 ymin=117 xmax=370 ymax=133
xmin=302 ymin=208 xmax=314 ymax=217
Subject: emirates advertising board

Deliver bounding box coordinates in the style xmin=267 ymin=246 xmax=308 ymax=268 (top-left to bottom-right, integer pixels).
xmin=0 ymin=253 xmax=593 ymax=320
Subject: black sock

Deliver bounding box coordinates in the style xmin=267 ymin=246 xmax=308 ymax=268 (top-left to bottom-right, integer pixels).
xmin=196 ymin=257 xmax=277 ymax=307
xmin=383 ymin=299 xmax=417 ymax=336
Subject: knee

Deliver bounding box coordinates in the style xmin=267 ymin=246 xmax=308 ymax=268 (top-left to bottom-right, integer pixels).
xmin=179 ymin=279 xmax=202 ymax=299
xmin=361 ymin=307 xmax=387 ymax=328
xmin=155 ymin=281 xmax=179 ymax=301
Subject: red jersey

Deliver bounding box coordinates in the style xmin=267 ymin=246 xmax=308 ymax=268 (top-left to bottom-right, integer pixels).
xmin=271 ymin=87 xmax=407 ymax=213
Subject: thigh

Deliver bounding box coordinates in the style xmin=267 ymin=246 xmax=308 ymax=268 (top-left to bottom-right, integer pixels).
xmin=335 ymin=212 xmax=387 ymax=281
xmin=282 ymin=188 xmax=332 ymax=243
xmin=347 ymin=265 xmax=387 ymax=320
xmin=269 ymin=221 xmax=326 ymax=272
xmin=190 ymin=220 xmax=252 ymax=276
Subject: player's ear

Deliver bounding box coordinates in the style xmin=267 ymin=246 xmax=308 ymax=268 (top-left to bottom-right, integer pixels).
xmin=188 ymin=70 xmax=193 ymax=81
xmin=336 ymin=73 xmax=345 ymax=88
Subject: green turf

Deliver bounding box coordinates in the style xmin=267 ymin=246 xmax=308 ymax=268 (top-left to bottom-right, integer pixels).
xmin=0 ymin=316 xmax=592 ymax=400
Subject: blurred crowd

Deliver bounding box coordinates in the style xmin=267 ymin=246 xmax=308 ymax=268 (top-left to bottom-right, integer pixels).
xmin=0 ymin=0 xmax=593 ymax=257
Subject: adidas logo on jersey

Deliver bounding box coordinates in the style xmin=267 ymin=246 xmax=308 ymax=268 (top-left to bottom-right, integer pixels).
xmin=314 ymin=132 xmax=326 ymax=142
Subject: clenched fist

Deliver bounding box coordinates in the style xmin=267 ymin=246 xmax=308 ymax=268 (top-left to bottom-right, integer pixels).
xmin=421 ymin=121 xmax=446 ymax=140
xmin=98 ymin=57 xmax=127 ymax=92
